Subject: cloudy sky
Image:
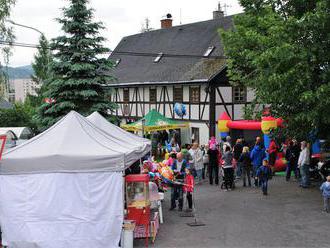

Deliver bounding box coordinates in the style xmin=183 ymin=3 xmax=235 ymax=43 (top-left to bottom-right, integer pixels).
xmin=6 ymin=0 xmax=243 ymax=67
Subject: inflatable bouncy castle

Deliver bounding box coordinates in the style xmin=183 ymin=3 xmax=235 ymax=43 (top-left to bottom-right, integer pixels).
xmin=218 ymin=112 xmax=287 ymax=172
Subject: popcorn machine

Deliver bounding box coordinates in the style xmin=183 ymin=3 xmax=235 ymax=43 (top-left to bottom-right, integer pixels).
xmin=125 ymin=174 xmax=151 ymax=244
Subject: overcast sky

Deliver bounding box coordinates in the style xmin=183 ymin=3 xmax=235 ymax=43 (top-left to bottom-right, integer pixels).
xmin=5 ymin=0 xmax=243 ymax=67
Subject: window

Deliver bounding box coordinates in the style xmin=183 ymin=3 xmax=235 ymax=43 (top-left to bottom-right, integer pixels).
xmin=233 ymin=86 xmax=247 ymax=103
xmin=189 ymin=87 xmax=200 ymax=103
xmin=123 ymin=88 xmax=129 ymax=103
xmin=153 ymin=53 xmax=163 ymax=63
xmin=173 ymin=86 xmax=183 ymax=102
xmin=149 ymin=88 xmax=157 ymax=103
xmin=203 ymin=46 xmax=215 ymax=57
xmin=191 ymin=127 xmax=200 ymax=143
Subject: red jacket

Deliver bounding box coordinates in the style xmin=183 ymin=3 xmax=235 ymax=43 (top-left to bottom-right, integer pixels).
xmin=268 ymin=140 xmax=278 ymax=154
xmin=183 ymin=174 xmax=194 ymax=193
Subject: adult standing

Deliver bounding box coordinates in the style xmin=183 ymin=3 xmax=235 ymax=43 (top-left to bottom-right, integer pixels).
xmin=268 ymin=137 xmax=278 ymax=173
xmin=202 ymin=144 xmax=209 ymax=180
xmin=208 ymin=143 xmax=220 ymax=185
xmin=285 ymin=140 xmax=299 ymax=181
xmin=170 ymin=152 xmax=188 ymax=211
xmin=251 ymin=139 xmax=266 ymax=186
xmin=223 ymin=136 xmax=232 ymax=153
xmin=298 ymin=141 xmax=311 ymax=188
xmin=189 ymin=143 xmax=203 ymax=183
xmin=233 ymin=139 xmax=243 ymax=179
xmin=239 ymin=146 xmax=252 ymax=187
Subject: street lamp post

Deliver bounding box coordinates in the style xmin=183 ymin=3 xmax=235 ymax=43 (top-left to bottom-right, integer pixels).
xmin=6 ymin=20 xmax=44 ymax=36
xmin=141 ymin=119 xmax=145 ymax=138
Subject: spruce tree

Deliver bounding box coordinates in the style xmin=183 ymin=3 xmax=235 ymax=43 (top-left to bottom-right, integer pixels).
xmin=39 ymin=0 xmax=115 ymax=128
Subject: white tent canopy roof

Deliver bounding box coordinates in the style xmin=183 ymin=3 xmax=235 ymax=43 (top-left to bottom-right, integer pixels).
xmin=0 ymin=127 xmax=32 ymax=139
xmin=0 ymin=111 xmax=150 ymax=175
xmin=87 ymin=111 xmax=150 ymax=147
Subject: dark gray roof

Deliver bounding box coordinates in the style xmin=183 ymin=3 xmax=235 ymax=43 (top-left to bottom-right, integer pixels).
xmin=108 ymin=16 xmax=234 ymax=85
xmin=0 ymin=99 xmax=13 ymax=109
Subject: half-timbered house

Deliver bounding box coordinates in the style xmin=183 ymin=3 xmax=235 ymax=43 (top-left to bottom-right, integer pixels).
xmin=107 ymin=9 xmax=254 ymax=145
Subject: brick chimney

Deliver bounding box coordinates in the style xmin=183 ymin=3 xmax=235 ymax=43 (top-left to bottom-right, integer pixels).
xmin=161 ymin=13 xmax=173 ymax=29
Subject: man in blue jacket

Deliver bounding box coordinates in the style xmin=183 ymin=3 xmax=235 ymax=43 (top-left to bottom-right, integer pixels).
xmin=251 ymin=139 xmax=266 ymax=187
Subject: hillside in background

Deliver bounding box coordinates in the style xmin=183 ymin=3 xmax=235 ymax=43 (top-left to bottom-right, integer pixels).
xmin=1 ymin=65 xmax=33 ymax=79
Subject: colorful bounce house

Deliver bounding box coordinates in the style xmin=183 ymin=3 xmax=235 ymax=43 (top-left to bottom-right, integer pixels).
xmin=218 ymin=112 xmax=287 ymax=172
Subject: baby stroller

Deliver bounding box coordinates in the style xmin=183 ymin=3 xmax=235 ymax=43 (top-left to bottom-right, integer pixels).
xmin=220 ymin=166 xmax=235 ymax=190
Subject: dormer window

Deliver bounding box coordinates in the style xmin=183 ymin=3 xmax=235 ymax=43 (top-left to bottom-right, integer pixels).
xmin=154 ymin=53 xmax=163 ymax=63
xmin=203 ymin=46 xmax=215 ymax=57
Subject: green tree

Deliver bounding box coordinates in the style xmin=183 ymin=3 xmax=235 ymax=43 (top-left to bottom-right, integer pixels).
xmin=0 ymin=0 xmax=16 ymax=99
xmin=0 ymin=102 xmax=36 ymax=130
xmin=220 ymin=0 xmax=330 ymax=140
xmin=28 ymin=34 xmax=52 ymax=120
xmin=38 ymin=0 xmax=115 ymax=129
xmin=31 ymin=34 xmax=52 ymax=86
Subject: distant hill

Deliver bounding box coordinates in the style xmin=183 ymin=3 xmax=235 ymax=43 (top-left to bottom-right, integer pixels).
xmin=1 ymin=65 xmax=33 ymax=79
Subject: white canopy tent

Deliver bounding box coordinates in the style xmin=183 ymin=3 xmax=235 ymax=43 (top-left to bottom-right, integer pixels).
xmin=0 ymin=111 xmax=151 ymax=248
xmin=87 ymin=111 xmax=151 ymax=153
xmin=0 ymin=127 xmax=33 ymax=140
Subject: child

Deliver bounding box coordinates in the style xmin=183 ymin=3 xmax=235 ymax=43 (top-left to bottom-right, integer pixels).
xmin=183 ymin=168 xmax=194 ymax=211
xmin=256 ymin=159 xmax=272 ymax=195
xmin=320 ymin=176 xmax=330 ymax=213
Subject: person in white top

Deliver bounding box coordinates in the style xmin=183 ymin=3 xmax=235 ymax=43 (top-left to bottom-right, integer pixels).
xmin=298 ymin=141 xmax=310 ymax=188
xmin=189 ymin=143 xmax=203 ymax=183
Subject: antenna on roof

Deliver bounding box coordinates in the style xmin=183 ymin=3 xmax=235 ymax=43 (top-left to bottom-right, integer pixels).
xmin=222 ymin=2 xmax=232 ymax=16
xmin=179 ymin=8 xmax=182 ymax=24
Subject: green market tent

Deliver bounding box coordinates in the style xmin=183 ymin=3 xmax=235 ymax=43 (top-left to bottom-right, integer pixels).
xmin=121 ymin=109 xmax=188 ymax=132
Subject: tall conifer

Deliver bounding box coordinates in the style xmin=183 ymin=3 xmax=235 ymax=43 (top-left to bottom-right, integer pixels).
xmin=39 ymin=0 xmax=115 ymax=128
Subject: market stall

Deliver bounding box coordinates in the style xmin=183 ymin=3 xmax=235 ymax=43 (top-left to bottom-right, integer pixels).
xmin=121 ymin=109 xmax=188 ymax=133
xmin=0 ymin=111 xmax=150 ymax=248
xmin=87 ymin=111 xmax=151 ymax=156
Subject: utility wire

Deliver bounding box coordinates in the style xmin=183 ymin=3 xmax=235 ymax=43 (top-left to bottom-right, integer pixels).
xmin=0 ymin=39 xmax=227 ymax=59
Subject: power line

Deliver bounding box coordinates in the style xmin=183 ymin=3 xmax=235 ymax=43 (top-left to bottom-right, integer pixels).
xmin=0 ymin=39 xmax=227 ymax=59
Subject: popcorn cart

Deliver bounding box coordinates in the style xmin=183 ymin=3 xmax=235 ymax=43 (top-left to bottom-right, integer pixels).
xmin=125 ymin=174 xmax=151 ymax=246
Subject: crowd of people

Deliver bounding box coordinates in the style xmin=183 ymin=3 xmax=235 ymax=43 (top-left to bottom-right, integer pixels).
xmin=160 ymin=134 xmax=330 ymax=213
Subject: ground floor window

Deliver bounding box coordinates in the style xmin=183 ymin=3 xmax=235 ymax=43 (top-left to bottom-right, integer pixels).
xmin=191 ymin=127 xmax=200 ymax=144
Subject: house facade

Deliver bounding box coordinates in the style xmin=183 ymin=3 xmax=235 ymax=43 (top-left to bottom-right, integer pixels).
xmin=107 ymin=10 xmax=254 ymax=145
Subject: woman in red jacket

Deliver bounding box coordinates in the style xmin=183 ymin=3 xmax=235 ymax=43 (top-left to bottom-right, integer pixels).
xmin=183 ymin=168 xmax=194 ymax=211
xmin=268 ymin=138 xmax=278 ymax=173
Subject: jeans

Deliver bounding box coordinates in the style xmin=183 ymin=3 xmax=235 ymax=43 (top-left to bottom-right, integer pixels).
xmin=242 ymin=166 xmax=252 ymax=186
xmin=223 ymin=167 xmax=234 ymax=189
xmin=171 ymin=185 xmax=183 ymax=209
xmin=324 ymin=197 xmax=330 ymax=212
xmin=300 ymin=164 xmax=310 ymax=187
xmin=286 ymin=161 xmax=298 ymax=180
xmin=186 ymin=192 xmax=193 ymax=209
xmin=202 ymin=163 xmax=209 ymax=179
xmin=253 ymin=166 xmax=261 ymax=186
xmin=196 ymin=169 xmax=203 ymax=182
xmin=236 ymin=161 xmax=242 ymax=177
xmin=260 ymin=179 xmax=268 ymax=194
xmin=209 ymin=165 xmax=219 ymax=185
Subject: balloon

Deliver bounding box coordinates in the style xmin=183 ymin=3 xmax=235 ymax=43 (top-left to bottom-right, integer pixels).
xmin=159 ymin=166 xmax=174 ymax=182
xmin=174 ymin=103 xmax=186 ymax=117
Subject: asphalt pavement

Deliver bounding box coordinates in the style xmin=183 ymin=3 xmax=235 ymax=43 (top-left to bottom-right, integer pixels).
xmin=135 ymin=176 xmax=329 ymax=248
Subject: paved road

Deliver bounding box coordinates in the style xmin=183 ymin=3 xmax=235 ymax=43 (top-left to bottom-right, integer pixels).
xmin=135 ymin=176 xmax=329 ymax=248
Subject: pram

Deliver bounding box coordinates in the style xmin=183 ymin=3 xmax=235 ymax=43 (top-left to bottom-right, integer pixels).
xmin=220 ymin=166 xmax=235 ymax=189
